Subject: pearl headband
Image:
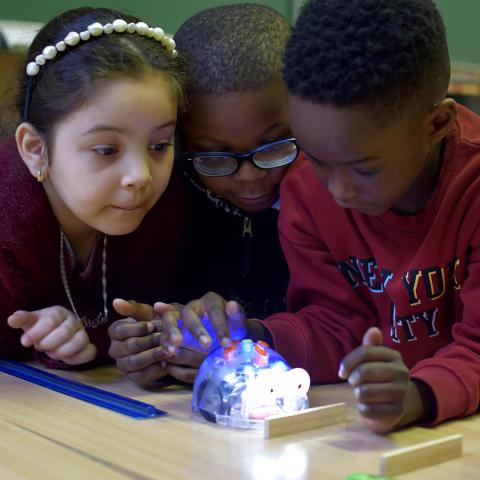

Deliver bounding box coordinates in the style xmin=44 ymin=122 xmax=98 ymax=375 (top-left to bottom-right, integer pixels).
xmin=26 ymin=19 xmax=177 ymax=76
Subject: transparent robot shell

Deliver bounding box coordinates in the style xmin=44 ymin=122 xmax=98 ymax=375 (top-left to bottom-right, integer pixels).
xmin=192 ymin=339 xmax=310 ymax=429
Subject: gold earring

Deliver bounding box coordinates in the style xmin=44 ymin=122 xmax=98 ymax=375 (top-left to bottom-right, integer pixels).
xmin=36 ymin=170 xmax=44 ymax=183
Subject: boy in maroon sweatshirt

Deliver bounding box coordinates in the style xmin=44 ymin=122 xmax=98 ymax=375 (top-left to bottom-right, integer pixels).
xmin=256 ymin=0 xmax=480 ymax=432
xmin=111 ymin=0 xmax=480 ymax=433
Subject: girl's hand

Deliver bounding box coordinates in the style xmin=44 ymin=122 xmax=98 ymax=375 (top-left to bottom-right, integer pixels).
xmin=7 ymin=306 xmax=97 ymax=365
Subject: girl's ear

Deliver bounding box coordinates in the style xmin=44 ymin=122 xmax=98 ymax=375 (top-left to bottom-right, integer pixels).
xmin=428 ymin=97 xmax=457 ymax=144
xmin=15 ymin=122 xmax=49 ymax=182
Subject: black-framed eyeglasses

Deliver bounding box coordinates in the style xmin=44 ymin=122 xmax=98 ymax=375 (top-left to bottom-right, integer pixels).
xmin=186 ymin=137 xmax=298 ymax=177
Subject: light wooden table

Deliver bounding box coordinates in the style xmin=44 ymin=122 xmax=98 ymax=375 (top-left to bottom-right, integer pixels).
xmin=0 ymin=364 xmax=478 ymax=480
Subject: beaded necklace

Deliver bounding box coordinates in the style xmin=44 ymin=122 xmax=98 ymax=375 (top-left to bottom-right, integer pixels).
xmin=59 ymin=230 xmax=108 ymax=328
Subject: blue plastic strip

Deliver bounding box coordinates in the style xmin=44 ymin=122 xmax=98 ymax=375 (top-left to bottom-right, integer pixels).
xmin=0 ymin=359 xmax=166 ymax=419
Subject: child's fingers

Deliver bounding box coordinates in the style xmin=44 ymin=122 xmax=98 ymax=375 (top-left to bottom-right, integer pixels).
xmin=7 ymin=311 xmax=40 ymax=347
xmin=152 ymin=303 xmax=183 ymax=351
xmin=126 ymin=361 xmax=170 ymax=387
xmin=353 ymin=381 xmax=408 ymax=404
xmin=15 ymin=307 xmax=69 ymax=347
xmin=112 ymin=298 xmax=156 ymax=322
xmin=225 ymin=300 xmax=244 ymax=321
xmin=346 ymin=360 xmax=408 ymax=387
xmin=109 ymin=332 xmax=163 ymax=358
xmin=7 ymin=311 xmax=39 ymax=330
xmin=201 ymin=292 xmax=231 ymax=345
xmin=224 ymin=300 xmax=247 ymax=343
xmin=154 ymin=301 xmax=182 ymax=315
xmin=108 ymin=317 xmax=153 ymax=341
xmin=179 ymin=298 xmax=206 ymax=318
xmin=179 ymin=305 xmax=211 ymax=349
xmin=46 ymin=329 xmax=93 ymax=362
xmin=361 ymin=415 xmax=400 ymax=435
xmin=115 ymin=345 xmax=171 ymax=373
xmin=362 ymin=326 xmax=383 ymax=347
xmin=357 ymin=401 xmax=403 ymax=421
xmin=157 ymin=309 xmax=184 ymax=351
xmin=338 ymin=346 xmax=402 ymax=380
xmin=167 ymin=346 xmax=206 ymax=368
xmin=357 ymin=398 xmax=409 ymax=434
xmin=62 ymin=343 xmax=98 ymax=366
xmin=33 ymin=316 xmax=83 ymax=351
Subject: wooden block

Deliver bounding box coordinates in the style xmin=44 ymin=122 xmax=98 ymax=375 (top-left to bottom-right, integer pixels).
xmin=379 ymin=433 xmax=462 ymax=477
xmin=264 ymin=402 xmax=346 ymax=439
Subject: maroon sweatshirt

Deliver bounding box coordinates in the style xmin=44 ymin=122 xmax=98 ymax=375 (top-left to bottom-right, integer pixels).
xmin=263 ymin=105 xmax=480 ymax=425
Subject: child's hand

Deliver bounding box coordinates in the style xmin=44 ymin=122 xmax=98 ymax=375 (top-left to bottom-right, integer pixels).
xmin=109 ymin=298 xmax=175 ymax=386
xmin=109 ymin=298 xmax=203 ymax=385
xmin=155 ymin=291 xmax=246 ymax=354
xmin=163 ymin=347 xmax=206 ymax=383
xmin=338 ymin=327 xmax=416 ymax=434
xmin=7 ymin=306 xmax=97 ymax=365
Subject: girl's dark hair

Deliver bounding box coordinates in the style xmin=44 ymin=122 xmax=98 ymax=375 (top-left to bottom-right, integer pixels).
xmin=18 ymin=7 xmax=189 ymax=141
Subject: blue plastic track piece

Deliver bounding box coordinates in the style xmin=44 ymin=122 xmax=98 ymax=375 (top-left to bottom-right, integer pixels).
xmin=0 ymin=359 xmax=166 ymax=419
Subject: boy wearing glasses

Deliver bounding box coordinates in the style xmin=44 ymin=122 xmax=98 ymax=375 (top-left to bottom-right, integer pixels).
xmin=173 ymin=4 xmax=295 ymax=320
xmin=108 ymin=4 xmax=296 ymax=385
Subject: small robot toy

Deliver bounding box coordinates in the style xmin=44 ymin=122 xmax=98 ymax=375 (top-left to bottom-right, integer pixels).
xmin=192 ymin=338 xmax=310 ymax=429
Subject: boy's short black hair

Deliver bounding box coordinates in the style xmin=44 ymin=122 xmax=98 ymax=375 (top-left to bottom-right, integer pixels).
xmin=174 ymin=3 xmax=291 ymax=95
xmin=284 ymin=0 xmax=450 ymax=116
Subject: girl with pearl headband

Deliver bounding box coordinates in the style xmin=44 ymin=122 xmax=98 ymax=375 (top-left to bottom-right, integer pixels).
xmin=0 ymin=6 xmax=189 ymax=367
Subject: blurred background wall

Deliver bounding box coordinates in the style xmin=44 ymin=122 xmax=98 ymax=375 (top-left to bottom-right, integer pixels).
xmin=0 ymin=0 xmax=479 ymax=64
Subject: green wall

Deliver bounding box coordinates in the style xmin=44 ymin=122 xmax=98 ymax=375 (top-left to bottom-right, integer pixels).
xmin=435 ymin=0 xmax=480 ymax=64
xmin=0 ymin=1 xmax=293 ymax=32
xmin=1 ymin=0 xmax=479 ymax=64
